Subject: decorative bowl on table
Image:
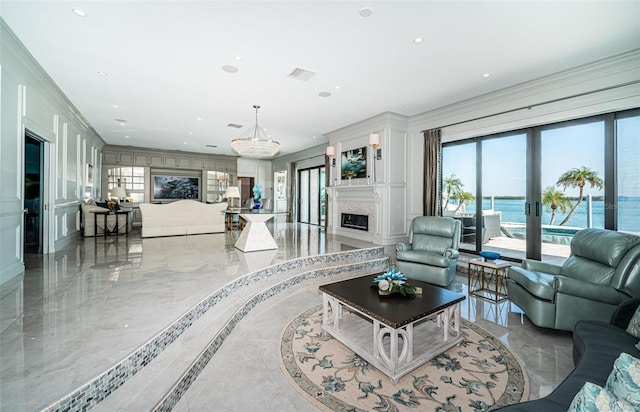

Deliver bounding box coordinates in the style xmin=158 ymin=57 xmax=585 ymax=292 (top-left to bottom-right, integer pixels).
xmin=479 ymin=251 xmax=501 ymax=261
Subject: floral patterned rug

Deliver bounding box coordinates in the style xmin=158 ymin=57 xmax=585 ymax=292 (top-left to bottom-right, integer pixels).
xmin=279 ymin=305 xmax=529 ymax=411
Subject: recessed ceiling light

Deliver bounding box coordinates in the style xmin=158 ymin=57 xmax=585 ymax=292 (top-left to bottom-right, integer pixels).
xmin=188 ymin=131 xmax=193 ymax=135
xmin=312 ymin=136 xmax=317 ymax=139
xmin=222 ymin=65 xmax=239 ymax=73
xmin=414 ymin=37 xmax=424 ymax=44
xmin=124 ymin=135 xmax=130 ymax=139
xmin=334 ymin=85 xmax=341 ymax=90
xmin=398 ymin=105 xmax=405 ymax=108
xmin=318 ymin=91 xmax=331 ymax=97
xmin=72 ymin=8 xmax=87 ymax=17
xmin=197 ymin=117 xmax=202 ymax=121
xmin=97 ymin=71 xmax=108 ymax=76
xmin=482 ymin=73 xmax=491 ymax=78
xmin=233 ymin=55 xmax=242 ymax=61
xmin=112 ymin=105 xmax=119 ymax=109
xmin=183 ymin=142 xmax=188 ymax=145
xmin=359 ymin=7 xmax=373 ymax=17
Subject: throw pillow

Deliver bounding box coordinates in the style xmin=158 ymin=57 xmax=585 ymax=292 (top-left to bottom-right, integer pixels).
xmin=606 ymin=352 xmax=640 ymax=407
xmin=568 ymin=382 xmax=635 ymax=412
xmin=96 ymin=202 xmax=108 ymax=209
xmin=626 ymin=306 xmax=640 ymax=338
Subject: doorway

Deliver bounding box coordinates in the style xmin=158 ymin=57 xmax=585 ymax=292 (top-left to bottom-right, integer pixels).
xmin=24 ymin=132 xmax=44 ymax=254
xmin=237 ymin=177 xmax=255 ymax=207
xmin=298 ymin=166 xmax=326 ymax=226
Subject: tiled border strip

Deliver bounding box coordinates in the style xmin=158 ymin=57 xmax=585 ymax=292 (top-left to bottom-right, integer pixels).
xmin=41 ymin=247 xmax=385 ymax=412
xmin=152 ymin=257 xmax=390 ymax=412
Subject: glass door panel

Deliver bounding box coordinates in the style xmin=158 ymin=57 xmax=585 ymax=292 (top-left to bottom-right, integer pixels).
xmin=320 ymin=167 xmax=326 ymax=226
xmin=482 ymin=133 xmax=527 ymax=260
xmin=540 ymin=120 xmax=605 ymax=261
xmin=616 ymin=115 xmax=640 ymax=235
xmin=299 ymin=170 xmax=310 ymax=223
xmin=309 ymin=169 xmax=319 ymax=224
xmin=442 ymin=142 xmax=476 ymax=250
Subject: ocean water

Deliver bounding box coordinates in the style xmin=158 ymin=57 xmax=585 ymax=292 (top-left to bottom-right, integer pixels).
xmin=463 ymin=197 xmax=640 ymax=233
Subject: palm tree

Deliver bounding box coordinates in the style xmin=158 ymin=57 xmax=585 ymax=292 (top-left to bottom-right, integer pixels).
xmin=542 ymin=186 xmax=572 ymax=225
xmin=454 ymin=190 xmax=475 ymax=214
xmin=556 ymin=166 xmax=604 ymax=226
xmin=443 ymin=174 xmax=463 ymax=210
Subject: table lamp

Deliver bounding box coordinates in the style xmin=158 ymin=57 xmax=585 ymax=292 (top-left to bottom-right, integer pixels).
xmin=111 ymin=187 xmax=127 ymax=203
xmin=224 ymin=186 xmax=240 ymax=210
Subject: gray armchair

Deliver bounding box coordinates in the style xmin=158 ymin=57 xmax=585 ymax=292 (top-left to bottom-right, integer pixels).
xmin=396 ymin=216 xmax=461 ymax=287
xmin=508 ymin=228 xmax=640 ymax=331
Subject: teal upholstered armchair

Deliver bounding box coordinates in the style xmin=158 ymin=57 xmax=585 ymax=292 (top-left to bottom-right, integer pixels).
xmin=396 ymin=216 xmax=461 ymax=287
xmin=508 ymin=228 xmax=640 ymax=332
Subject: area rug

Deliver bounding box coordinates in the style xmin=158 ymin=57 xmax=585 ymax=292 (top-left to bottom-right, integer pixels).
xmin=279 ymin=305 xmax=529 ymax=411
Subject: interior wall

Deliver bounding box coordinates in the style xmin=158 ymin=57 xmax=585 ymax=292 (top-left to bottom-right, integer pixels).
xmin=324 ymin=113 xmax=409 ymax=245
xmin=0 ymin=19 xmax=105 ymax=285
xmin=237 ymin=158 xmax=273 ymax=204
xmin=270 ymin=144 xmax=326 ymax=222
xmin=405 ymin=50 xmax=640 ymax=224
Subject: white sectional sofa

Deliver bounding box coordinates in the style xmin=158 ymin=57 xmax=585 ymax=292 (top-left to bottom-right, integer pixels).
xmin=139 ymin=200 xmax=227 ymax=238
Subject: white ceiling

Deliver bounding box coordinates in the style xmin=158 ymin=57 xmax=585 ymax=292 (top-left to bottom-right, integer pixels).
xmin=1 ymin=1 xmax=639 ymax=157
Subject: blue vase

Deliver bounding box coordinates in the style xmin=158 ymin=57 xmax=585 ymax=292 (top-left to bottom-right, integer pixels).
xmin=253 ymin=200 xmax=261 ymax=210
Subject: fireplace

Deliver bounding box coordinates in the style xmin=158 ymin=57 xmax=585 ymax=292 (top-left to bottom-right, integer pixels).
xmin=341 ymin=213 xmax=369 ymax=231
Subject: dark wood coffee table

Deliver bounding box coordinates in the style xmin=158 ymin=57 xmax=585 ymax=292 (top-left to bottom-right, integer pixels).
xmin=319 ymin=275 xmax=465 ymax=383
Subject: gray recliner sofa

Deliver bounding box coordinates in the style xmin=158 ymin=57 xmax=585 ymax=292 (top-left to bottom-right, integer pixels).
xmin=508 ymin=228 xmax=640 ymax=332
xmin=495 ymin=298 xmax=640 ymax=411
xmin=396 ymin=216 xmax=461 ymax=287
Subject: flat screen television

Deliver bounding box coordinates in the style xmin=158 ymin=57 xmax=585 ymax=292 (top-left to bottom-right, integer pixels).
xmin=152 ymin=175 xmax=200 ymax=201
xmin=341 ymin=147 xmax=367 ymax=179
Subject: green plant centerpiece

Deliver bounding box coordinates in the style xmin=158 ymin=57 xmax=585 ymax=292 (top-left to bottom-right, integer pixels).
xmin=372 ymin=269 xmax=419 ymax=296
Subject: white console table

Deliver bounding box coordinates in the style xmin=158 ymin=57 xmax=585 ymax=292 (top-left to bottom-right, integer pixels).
xmin=234 ymin=212 xmax=277 ymax=252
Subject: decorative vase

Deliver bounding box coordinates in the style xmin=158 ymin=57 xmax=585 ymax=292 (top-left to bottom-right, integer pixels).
xmin=378 ymin=289 xmax=392 ymax=296
xmin=253 ymin=200 xmax=261 ymax=210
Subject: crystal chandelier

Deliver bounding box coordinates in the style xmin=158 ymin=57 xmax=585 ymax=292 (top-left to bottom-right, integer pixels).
xmin=231 ymin=105 xmax=281 ymax=158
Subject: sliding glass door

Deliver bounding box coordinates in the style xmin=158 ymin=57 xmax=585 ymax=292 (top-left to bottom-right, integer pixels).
xmin=482 ymin=133 xmax=527 ymax=260
xmin=538 ymin=119 xmax=605 ymax=260
xmin=441 ymin=109 xmax=637 ymax=262
xmin=298 ymin=166 xmax=326 ymax=226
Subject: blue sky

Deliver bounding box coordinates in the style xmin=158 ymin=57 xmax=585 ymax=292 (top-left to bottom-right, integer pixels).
xmin=443 ymin=118 xmax=640 ymax=198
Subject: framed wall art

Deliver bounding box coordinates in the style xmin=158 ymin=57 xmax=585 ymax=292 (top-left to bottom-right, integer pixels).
xmin=340 ymin=147 xmax=367 ymax=179
xmin=152 ymin=175 xmax=200 ymax=201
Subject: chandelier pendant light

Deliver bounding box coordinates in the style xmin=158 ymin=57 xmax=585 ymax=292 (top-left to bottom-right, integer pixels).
xmin=231 ymin=105 xmax=281 ymax=158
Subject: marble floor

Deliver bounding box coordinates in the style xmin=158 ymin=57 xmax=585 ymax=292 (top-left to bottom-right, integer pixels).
xmin=0 ymin=221 xmax=573 ymax=412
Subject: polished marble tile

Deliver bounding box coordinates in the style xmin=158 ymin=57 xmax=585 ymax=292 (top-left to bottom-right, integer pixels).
xmin=0 ymin=223 xmax=572 ymax=412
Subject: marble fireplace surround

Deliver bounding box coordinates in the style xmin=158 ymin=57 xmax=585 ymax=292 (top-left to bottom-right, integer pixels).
xmin=331 ymin=184 xmax=380 ymax=243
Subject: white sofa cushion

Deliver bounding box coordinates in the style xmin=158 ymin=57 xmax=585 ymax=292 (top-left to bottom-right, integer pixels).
xmin=139 ymin=200 xmax=227 ymax=238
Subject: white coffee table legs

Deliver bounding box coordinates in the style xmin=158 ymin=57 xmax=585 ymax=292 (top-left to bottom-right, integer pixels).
xmin=234 ymin=213 xmax=277 ymax=252
xmin=374 ymin=322 xmax=413 ymax=376
xmin=322 ymin=293 xmax=462 ymax=383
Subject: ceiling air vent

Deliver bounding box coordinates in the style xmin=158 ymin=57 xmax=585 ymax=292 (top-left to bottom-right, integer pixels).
xmin=206 ymin=144 xmax=218 ymax=148
xmin=227 ymin=123 xmax=243 ymax=128
xmin=288 ymin=67 xmax=316 ymax=81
